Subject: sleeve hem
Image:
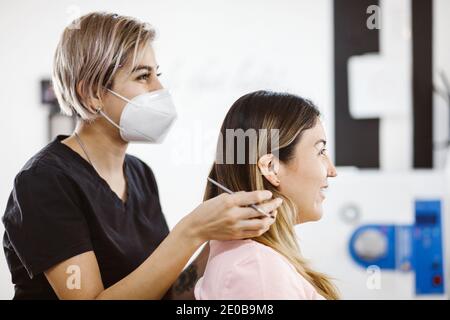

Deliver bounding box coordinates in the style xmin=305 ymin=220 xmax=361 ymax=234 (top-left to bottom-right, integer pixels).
xmin=25 ymin=241 xmax=93 ymax=279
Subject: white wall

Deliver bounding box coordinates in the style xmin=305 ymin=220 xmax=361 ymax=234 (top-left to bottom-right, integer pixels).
xmin=0 ymin=0 xmax=449 ymax=299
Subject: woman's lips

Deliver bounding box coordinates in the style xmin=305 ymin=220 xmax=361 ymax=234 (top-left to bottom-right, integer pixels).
xmin=319 ymin=185 xmax=328 ymax=200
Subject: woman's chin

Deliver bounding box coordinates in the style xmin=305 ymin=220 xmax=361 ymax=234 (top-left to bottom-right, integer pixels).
xmin=296 ymin=207 xmax=323 ymax=224
xmin=310 ymin=211 xmax=323 ymax=222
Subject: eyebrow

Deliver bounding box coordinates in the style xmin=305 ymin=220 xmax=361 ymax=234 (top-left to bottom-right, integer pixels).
xmin=131 ymin=65 xmax=159 ymax=73
xmin=314 ymin=139 xmax=327 ymax=147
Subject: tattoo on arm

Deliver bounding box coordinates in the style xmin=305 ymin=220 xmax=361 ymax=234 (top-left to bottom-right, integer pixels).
xmin=173 ymin=263 xmax=198 ymax=294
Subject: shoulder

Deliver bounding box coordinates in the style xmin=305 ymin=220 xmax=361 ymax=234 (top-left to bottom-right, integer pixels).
xmin=14 ymin=136 xmax=81 ymax=184
xmin=14 ymin=147 xmax=75 ymax=189
xmin=3 ymin=150 xmax=86 ymax=235
xmin=209 ymin=239 xmax=294 ymax=270
xmin=4 ymin=139 xmax=86 ymax=224
xmin=198 ymin=240 xmax=303 ymax=299
xmin=196 ymin=240 xmax=326 ymax=299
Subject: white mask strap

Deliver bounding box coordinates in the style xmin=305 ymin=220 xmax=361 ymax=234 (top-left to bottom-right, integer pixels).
xmin=107 ymin=88 xmax=134 ymax=104
xmin=98 ymin=109 xmax=156 ymax=142
xmin=98 ymin=109 xmax=121 ymax=131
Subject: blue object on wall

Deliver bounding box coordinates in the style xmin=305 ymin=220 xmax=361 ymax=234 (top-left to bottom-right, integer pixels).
xmin=413 ymin=200 xmax=445 ymax=294
xmin=348 ymin=200 xmax=445 ymax=295
xmin=349 ymin=224 xmax=396 ymax=269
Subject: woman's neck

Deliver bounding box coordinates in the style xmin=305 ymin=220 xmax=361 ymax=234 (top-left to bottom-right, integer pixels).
xmin=65 ymin=119 xmax=128 ymax=175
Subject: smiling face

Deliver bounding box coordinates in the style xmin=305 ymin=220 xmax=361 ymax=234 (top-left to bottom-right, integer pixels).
xmin=214 ymin=91 xmax=341 ymax=299
xmin=277 ymin=118 xmax=337 ymax=224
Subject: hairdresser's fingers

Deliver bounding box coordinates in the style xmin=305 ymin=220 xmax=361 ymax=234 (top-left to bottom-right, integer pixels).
xmin=236 ymin=198 xmax=283 ymax=219
xmin=230 ymin=190 xmax=274 ymax=207
xmin=238 ymin=215 xmax=276 ymax=231
xmin=253 ymin=198 xmax=282 ymax=217
xmin=235 ymin=206 xmax=278 ymax=221
xmin=271 ymin=208 xmax=278 ymax=219
xmin=233 ymin=207 xmax=268 ymax=220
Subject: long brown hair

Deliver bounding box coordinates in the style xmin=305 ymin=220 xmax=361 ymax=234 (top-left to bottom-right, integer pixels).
xmin=204 ymin=90 xmax=339 ymax=299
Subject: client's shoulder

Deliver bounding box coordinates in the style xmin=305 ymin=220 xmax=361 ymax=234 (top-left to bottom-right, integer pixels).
xmin=209 ymin=239 xmax=294 ymax=270
xmin=197 ymin=239 xmax=308 ymax=299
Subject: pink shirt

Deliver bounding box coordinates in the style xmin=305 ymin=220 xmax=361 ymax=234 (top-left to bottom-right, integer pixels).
xmin=194 ymin=239 xmax=325 ymax=300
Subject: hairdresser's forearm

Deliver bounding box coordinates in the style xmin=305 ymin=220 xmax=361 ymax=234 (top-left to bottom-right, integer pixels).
xmin=96 ymin=217 xmax=204 ymax=300
xmin=167 ymin=242 xmax=210 ymax=300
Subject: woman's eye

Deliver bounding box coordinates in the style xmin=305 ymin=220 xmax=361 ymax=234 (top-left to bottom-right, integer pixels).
xmin=136 ymin=72 xmax=162 ymax=81
xmin=319 ymin=148 xmax=327 ymax=156
xmin=136 ymin=73 xmax=150 ymax=81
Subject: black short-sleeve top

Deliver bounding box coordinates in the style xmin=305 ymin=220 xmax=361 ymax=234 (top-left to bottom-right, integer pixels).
xmin=2 ymin=135 xmax=170 ymax=299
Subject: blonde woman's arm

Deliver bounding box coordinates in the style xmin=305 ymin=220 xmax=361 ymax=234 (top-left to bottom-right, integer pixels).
xmin=45 ymin=191 xmax=281 ymax=299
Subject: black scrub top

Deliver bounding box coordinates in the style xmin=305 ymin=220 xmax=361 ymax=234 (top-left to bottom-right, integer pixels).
xmin=2 ymin=135 xmax=170 ymax=299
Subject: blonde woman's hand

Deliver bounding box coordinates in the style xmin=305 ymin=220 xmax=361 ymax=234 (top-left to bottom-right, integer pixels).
xmin=183 ymin=191 xmax=283 ymax=244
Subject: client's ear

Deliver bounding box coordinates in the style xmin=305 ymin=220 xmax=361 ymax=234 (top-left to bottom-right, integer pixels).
xmin=257 ymin=154 xmax=280 ymax=187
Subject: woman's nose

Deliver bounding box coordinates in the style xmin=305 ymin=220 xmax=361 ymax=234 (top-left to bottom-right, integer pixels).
xmin=147 ymin=77 xmax=163 ymax=92
xmin=153 ymin=77 xmax=163 ymax=90
xmin=327 ymin=158 xmax=338 ymax=177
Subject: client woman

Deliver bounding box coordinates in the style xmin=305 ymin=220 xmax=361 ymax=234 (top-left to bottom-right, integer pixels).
xmin=195 ymin=90 xmax=339 ymax=300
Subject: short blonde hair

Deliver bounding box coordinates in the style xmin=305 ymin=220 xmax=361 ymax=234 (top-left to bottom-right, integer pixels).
xmin=52 ymin=12 xmax=156 ymax=121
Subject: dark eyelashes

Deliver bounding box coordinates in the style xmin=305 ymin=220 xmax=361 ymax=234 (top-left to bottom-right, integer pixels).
xmin=136 ymin=73 xmax=149 ymax=80
xmin=136 ymin=72 xmax=162 ymax=80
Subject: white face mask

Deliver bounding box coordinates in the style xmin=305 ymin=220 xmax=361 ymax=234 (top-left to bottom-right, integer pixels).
xmin=100 ymin=88 xmax=177 ymax=143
